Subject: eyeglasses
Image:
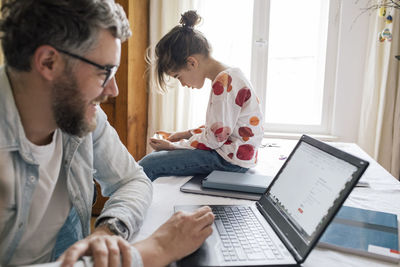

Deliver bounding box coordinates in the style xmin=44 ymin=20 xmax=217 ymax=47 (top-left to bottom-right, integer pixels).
xmin=56 ymin=48 xmax=118 ymax=87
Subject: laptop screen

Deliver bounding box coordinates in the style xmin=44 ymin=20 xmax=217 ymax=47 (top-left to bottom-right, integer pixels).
xmin=257 ymin=135 xmax=368 ymax=263
xmin=268 ymin=141 xmax=357 ymax=242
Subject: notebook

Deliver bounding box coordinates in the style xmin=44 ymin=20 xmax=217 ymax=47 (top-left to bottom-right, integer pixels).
xmin=180 ymin=173 xmax=263 ymax=200
xmin=202 ymin=171 xmax=273 ymax=194
xmin=175 ymin=135 xmax=369 ymax=266
xmin=318 ymin=206 xmax=400 ymax=263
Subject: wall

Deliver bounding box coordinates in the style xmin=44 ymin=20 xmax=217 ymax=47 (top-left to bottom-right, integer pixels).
xmin=331 ymin=0 xmax=369 ymax=142
xmin=101 ymin=0 xmax=149 ymax=160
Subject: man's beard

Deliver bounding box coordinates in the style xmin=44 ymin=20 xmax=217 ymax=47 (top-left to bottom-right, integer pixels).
xmin=51 ymin=69 xmax=97 ymax=137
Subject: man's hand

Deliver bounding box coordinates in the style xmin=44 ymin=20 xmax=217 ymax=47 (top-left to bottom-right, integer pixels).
xmin=149 ymin=138 xmax=175 ymax=151
xmin=58 ymin=226 xmax=132 ymax=267
xmin=133 ymin=206 xmax=214 ymax=267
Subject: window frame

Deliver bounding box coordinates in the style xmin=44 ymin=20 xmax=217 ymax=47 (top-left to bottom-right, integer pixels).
xmin=250 ymin=0 xmax=341 ymax=135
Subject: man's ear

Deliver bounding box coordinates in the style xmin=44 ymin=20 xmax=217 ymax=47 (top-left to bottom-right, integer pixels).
xmin=33 ymin=45 xmax=63 ymax=81
xmin=186 ymin=56 xmax=199 ymax=70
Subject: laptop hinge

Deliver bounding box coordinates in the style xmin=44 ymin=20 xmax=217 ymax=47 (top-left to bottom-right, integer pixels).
xmin=256 ymin=202 xmax=303 ymax=263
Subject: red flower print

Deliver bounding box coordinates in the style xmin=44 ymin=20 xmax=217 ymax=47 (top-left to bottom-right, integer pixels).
xmin=227 ymin=75 xmax=233 ymax=92
xmin=197 ymin=142 xmax=211 ymax=151
xmin=214 ymin=126 xmax=231 ymax=142
xmin=228 ymin=153 xmax=234 ymax=159
xmin=224 ymin=139 xmax=233 ymax=145
xmin=235 ymin=87 xmax=251 ymax=107
xmin=236 ymin=144 xmax=255 ymax=160
xmin=191 ymin=140 xmax=211 ymax=150
xmin=212 ymin=81 xmax=224 ymax=95
xmin=238 ymin=127 xmax=254 ymax=141
xmin=193 ymin=128 xmax=203 ymax=134
xmin=213 ymin=73 xmax=233 ymax=94
xmin=190 ymin=141 xmax=199 ymax=148
xmin=210 ymin=122 xmax=223 ymax=133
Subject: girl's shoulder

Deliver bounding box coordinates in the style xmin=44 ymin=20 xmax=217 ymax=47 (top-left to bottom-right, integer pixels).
xmin=221 ymin=68 xmax=252 ymax=88
xmin=211 ymin=68 xmax=254 ymax=99
xmin=219 ymin=67 xmax=243 ymax=77
xmin=214 ymin=68 xmax=248 ymax=84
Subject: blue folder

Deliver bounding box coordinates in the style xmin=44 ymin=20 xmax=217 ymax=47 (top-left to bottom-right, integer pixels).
xmin=319 ymin=206 xmax=399 ymax=263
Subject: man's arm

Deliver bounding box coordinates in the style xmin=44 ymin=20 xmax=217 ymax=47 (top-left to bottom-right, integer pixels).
xmin=58 ymin=110 xmax=214 ymax=266
xmin=59 ymin=206 xmax=214 ymax=267
xmin=92 ymin=109 xmax=153 ymax=240
xmin=133 ymin=206 xmax=214 ymax=267
xmin=59 ymin=108 xmax=153 ymax=267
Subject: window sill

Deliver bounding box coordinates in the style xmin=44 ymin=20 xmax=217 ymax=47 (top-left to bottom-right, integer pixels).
xmin=263 ymin=132 xmax=339 ymax=142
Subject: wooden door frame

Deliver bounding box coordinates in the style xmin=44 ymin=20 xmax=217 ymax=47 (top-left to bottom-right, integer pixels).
xmin=94 ymin=0 xmax=149 ymax=215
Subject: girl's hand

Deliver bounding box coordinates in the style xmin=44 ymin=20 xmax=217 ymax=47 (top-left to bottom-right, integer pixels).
xmin=167 ymin=130 xmax=192 ymax=142
xmin=149 ymin=138 xmax=175 ymax=151
xmin=155 ymin=131 xmax=172 ymax=140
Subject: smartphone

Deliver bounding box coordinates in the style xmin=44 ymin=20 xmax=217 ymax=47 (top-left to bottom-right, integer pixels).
xmin=153 ymin=133 xmax=164 ymax=139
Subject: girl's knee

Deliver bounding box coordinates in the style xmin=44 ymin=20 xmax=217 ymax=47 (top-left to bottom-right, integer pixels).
xmin=138 ymin=157 xmax=154 ymax=180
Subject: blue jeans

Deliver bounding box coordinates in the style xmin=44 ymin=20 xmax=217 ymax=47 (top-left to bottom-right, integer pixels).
xmin=138 ymin=149 xmax=248 ymax=181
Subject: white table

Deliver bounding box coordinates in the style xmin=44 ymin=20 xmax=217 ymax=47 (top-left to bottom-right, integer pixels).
xmin=133 ymin=139 xmax=400 ymax=266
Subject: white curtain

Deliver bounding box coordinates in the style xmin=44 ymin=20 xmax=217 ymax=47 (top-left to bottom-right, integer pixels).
xmin=358 ymin=8 xmax=400 ymax=179
xmin=147 ymin=0 xmax=204 ymax=153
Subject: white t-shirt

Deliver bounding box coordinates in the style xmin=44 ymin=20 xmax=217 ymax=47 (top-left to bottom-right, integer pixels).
xmin=10 ymin=129 xmax=71 ymax=265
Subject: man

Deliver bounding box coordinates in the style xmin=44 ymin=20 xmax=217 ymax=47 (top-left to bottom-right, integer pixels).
xmin=0 ymin=0 xmax=214 ymax=266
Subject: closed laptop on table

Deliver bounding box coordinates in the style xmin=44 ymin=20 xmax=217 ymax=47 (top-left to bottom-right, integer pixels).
xmin=202 ymin=170 xmax=273 ymax=194
xmin=175 ymin=135 xmax=369 ymax=266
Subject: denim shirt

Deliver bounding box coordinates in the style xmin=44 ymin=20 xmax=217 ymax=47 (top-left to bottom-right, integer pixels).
xmin=0 ymin=66 xmax=152 ymax=266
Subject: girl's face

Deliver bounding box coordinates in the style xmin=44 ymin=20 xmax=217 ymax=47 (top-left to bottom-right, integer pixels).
xmin=169 ymin=56 xmax=206 ymax=89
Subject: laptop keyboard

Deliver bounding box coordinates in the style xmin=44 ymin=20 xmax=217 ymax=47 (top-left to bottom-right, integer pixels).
xmin=212 ymin=206 xmax=284 ymax=262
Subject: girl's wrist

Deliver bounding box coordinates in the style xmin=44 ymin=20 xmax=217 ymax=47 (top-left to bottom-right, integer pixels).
xmin=168 ymin=142 xmax=176 ymax=150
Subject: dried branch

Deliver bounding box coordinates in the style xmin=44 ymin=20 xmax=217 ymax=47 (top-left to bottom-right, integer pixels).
xmin=352 ymin=0 xmax=399 ymax=27
xmin=363 ymin=0 xmax=400 ymax=10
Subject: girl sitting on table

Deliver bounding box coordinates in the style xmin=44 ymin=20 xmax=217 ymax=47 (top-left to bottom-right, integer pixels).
xmin=139 ymin=10 xmax=263 ymax=181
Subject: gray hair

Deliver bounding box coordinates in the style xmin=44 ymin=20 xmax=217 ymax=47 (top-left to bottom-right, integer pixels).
xmin=0 ymin=0 xmax=132 ymax=71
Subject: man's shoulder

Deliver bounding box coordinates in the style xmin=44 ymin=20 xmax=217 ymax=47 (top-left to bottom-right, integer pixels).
xmin=0 ymin=66 xmax=21 ymax=151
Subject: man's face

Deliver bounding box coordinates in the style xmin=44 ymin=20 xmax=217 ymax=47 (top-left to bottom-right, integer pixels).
xmin=52 ymin=30 xmax=121 ymax=137
xmin=51 ymin=67 xmax=101 ymax=137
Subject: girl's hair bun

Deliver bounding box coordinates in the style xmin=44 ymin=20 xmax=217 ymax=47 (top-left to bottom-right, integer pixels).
xmin=179 ymin=10 xmax=201 ymax=29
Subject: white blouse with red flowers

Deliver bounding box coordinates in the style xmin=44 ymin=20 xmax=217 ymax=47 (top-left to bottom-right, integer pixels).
xmin=175 ymin=68 xmax=264 ymax=168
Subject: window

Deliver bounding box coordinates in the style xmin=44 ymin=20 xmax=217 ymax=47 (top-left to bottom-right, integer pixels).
xmin=190 ymin=1 xmax=254 ymax=128
xmin=193 ymin=0 xmax=341 ymax=136
xmin=251 ymin=0 xmax=339 ymax=134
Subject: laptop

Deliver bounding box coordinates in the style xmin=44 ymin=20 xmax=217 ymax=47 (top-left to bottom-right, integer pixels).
xmin=175 ymin=135 xmax=369 ymax=266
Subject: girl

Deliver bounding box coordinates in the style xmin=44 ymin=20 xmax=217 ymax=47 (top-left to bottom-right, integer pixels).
xmin=139 ymin=10 xmax=263 ymax=181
